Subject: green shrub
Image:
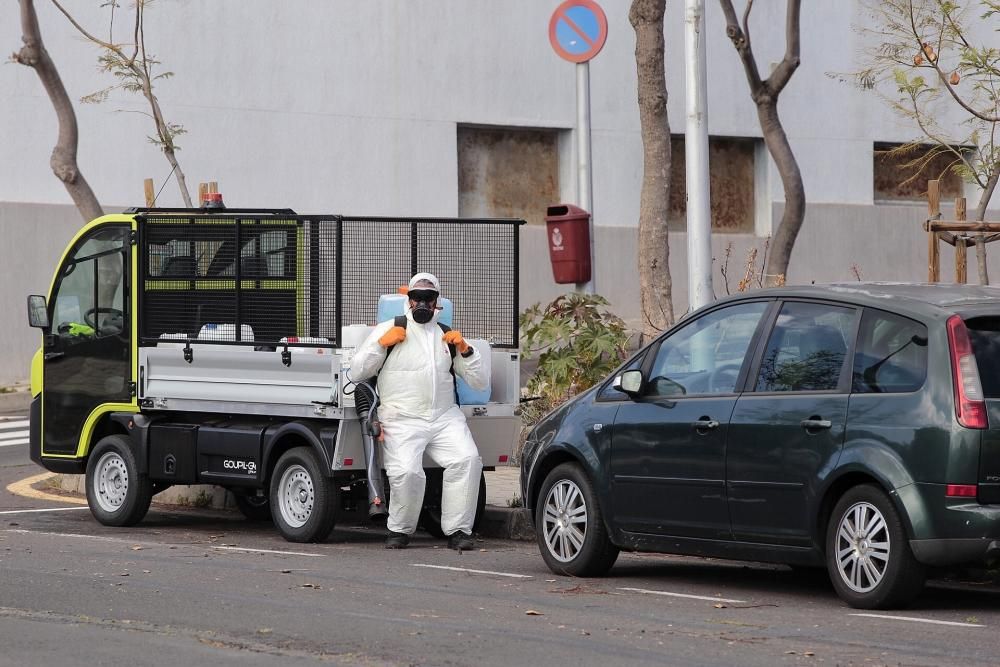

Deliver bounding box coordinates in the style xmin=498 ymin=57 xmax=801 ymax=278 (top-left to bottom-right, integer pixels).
xmin=518 ymin=293 xmax=632 ymax=457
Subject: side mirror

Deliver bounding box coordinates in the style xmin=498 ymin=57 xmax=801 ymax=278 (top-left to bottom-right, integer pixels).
xmin=27 ymin=295 xmax=49 ymax=329
xmin=612 ymin=369 xmax=644 ymax=396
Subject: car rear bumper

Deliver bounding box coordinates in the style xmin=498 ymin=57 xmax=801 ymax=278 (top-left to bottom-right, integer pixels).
xmin=910 ymin=538 xmax=1000 ymax=566
xmin=905 ymin=483 xmax=1000 ymax=565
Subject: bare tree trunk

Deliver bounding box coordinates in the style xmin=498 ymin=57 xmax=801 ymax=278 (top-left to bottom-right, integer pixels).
xmin=758 ymin=100 xmax=804 ymax=284
xmin=13 ymin=0 xmax=102 ymax=221
xmin=631 ymin=0 xmax=674 ymax=338
xmin=972 ymin=169 xmax=999 ymax=285
xmin=720 ymin=0 xmax=803 ymax=286
xmin=51 ymin=0 xmax=193 ymax=207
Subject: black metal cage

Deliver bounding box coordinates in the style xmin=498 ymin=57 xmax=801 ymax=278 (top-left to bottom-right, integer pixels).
xmin=137 ymin=212 xmax=522 ymax=349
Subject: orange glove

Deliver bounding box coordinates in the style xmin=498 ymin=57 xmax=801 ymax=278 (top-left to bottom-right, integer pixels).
xmin=443 ymin=330 xmax=470 ymax=355
xmin=378 ymin=325 xmax=407 ymax=348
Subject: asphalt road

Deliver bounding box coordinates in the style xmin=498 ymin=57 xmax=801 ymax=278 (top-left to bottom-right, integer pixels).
xmin=4 ymin=436 xmax=1000 ymax=666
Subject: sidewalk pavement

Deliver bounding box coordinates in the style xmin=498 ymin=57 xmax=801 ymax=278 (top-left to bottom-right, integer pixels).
xmin=0 ymin=384 xmax=31 ymax=417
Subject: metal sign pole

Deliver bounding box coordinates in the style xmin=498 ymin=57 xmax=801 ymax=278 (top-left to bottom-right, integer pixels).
xmin=577 ymin=60 xmax=595 ymax=294
xmin=549 ymin=0 xmax=607 ymax=295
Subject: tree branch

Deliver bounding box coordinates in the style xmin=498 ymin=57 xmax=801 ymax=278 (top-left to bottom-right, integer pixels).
xmin=13 ymin=0 xmax=103 ymax=221
xmin=719 ymin=0 xmax=764 ymax=95
xmin=767 ymin=0 xmax=801 ymax=94
xmin=51 ymin=0 xmax=115 ymax=50
xmin=905 ymin=0 xmax=1000 ymax=122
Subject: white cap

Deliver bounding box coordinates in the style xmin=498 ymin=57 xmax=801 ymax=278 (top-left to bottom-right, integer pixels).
xmin=408 ymin=272 xmax=440 ymax=293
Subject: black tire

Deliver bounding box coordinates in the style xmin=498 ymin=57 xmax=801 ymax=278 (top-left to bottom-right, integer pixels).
xmin=85 ymin=434 xmax=153 ymax=527
xmin=826 ymin=484 xmax=926 ymax=609
xmin=419 ymin=470 xmax=487 ymax=538
xmin=535 ymin=462 xmax=619 ymax=577
xmin=233 ymin=491 xmax=272 ymax=522
xmin=269 ymin=447 xmax=337 ymax=543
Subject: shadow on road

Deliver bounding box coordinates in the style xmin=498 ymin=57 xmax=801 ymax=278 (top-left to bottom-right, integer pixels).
xmin=606 ymin=555 xmax=1000 ymax=611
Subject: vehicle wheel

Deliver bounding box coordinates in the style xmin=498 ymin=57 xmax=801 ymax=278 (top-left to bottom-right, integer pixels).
xmin=233 ymin=491 xmax=272 ymax=522
xmin=419 ymin=470 xmax=486 ymax=538
xmin=269 ymin=447 xmax=337 ymax=543
xmin=536 ymin=462 xmax=619 ymax=577
xmin=85 ymin=434 xmax=153 ymax=527
xmin=826 ymin=484 xmax=926 ymax=609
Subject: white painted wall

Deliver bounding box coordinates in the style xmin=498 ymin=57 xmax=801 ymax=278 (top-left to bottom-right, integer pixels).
xmin=0 ymin=1 xmax=995 ymax=384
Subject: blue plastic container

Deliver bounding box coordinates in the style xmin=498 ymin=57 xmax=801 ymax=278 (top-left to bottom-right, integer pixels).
xmin=374 ymin=293 xmax=488 ymax=404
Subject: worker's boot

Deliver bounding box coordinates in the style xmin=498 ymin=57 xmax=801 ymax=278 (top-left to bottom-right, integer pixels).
xmin=384 ymin=531 xmax=410 ymax=549
xmin=447 ymin=531 xmax=475 ymax=552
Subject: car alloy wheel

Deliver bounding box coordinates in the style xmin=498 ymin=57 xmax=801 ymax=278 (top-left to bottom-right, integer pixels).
xmin=826 ymin=484 xmax=925 ymax=609
xmin=542 ymin=478 xmax=588 ymax=563
xmin=834 ymin=500 xmax=890 ymax=593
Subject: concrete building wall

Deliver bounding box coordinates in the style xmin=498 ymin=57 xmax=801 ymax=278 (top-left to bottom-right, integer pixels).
xmin=1 ymin=1 xmax=994 ymax=384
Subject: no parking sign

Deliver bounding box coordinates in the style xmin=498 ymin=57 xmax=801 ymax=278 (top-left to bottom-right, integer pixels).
xmin=548 ymin=0 xmax=608 ymax=63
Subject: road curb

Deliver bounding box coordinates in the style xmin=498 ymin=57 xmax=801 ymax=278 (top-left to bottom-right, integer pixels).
xmin=479 ymin=506 xmax=534 ymax=541
xmin=35 ymin=473 xmax=535 ymax=540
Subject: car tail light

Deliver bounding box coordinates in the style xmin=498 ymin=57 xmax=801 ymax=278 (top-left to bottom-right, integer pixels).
xmin=947 ymin=315 xmax=988 ymax=429
xmin=498 ymin=455 xmax=509 ymax=463
xmin=946 ymin=484 xmax=978 ymax=498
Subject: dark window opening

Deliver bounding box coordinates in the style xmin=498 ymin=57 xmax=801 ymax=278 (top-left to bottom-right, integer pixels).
xmin=669 ymin=136 xmax=756 ymax=233
xmin=874 ymin=142 xmax=965 ymax=202
xmin=458 ymin=126 xmax=560 ymax=226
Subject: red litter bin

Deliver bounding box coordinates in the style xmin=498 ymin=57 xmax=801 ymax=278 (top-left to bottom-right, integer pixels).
xmin=545 ymin=204 xmax=592 ymax=284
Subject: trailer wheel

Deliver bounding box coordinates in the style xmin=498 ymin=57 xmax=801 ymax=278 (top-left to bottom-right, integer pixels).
xmin=419 ymin=470 xmax=486 ymax=538
xmin=270 ymin=447 xmax=337 ymax=543
xmin=85 ymin=434 xmax=152 ymax=527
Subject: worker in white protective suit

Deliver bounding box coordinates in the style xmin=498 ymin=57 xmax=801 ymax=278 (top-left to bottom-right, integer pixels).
xmin=349 ymin=273 xmax=488 ymax=551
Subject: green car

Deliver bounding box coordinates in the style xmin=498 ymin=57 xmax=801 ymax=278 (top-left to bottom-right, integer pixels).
xmin=521 ymin=284 xmax=1000 ymax=609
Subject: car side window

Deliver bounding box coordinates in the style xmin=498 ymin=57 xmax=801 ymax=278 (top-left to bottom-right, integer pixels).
xmin=852 ymin=309 xmax=927 ymax=393
xmin=755 ymin=302 xmax=855 ymax=393
xmin=645 ymin=302 xmax=768 ymax=397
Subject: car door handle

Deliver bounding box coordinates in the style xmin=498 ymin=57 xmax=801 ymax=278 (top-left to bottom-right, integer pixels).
xmin=43 ymin=351 xmax=64 ymax=360
xmin=692 ymin=419 xmax=720 ymax=431
xmin=800 ymin=418 xmax=832 ymax=430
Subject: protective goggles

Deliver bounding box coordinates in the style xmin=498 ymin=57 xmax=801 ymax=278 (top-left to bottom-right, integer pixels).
xmin=408 ymin=289 xmax=439 ymax=302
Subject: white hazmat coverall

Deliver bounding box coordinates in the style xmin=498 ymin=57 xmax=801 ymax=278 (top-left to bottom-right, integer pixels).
xmin=350 ymin=308 xmax=488 ymax=536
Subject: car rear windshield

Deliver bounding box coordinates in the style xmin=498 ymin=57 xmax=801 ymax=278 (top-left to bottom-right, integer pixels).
xmin=966 ymin=317 xmax=1000 ymax=398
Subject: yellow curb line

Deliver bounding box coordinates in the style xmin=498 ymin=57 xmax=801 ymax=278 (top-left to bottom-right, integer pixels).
xmin=6 ymin=472 xmax=87 ymax=505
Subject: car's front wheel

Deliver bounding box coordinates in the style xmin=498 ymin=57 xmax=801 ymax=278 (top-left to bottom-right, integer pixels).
xmin=536 ymin=462 xmax=619 ymax=576
xmin=826 ymin=484 xmax=925 ymax=609
xmin=85 ymin=434 xmax=153 ymax=527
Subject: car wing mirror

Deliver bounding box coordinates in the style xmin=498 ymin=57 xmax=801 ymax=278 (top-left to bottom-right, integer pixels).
xmin=27 ymin=295 xmax=49 ymax=329
xmin=612 ymin=369 xmax=644 ymax=397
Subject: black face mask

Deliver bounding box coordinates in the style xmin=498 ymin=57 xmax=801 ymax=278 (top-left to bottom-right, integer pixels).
xmin=412 ymin=304 xmax=434 ymax=324
xmin=409 ymin=288 xmax=438 ymax=324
